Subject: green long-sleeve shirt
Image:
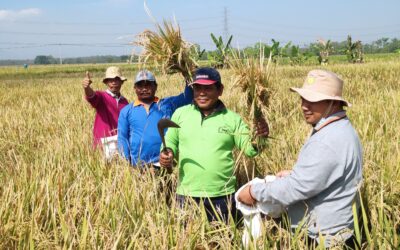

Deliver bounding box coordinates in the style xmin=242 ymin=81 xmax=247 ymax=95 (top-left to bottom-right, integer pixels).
xmin=165 ymin=102 xmax=257 ymax=197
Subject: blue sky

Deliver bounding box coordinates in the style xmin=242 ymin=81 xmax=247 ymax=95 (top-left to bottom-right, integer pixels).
xmin=1 ymin=0 xmax=399 ymax=60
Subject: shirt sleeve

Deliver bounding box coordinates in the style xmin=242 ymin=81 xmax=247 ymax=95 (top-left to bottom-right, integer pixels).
xmin=234 ymin=116 xmax=258 ymax=158
xmin=251 ymin=140 xmax=343 ymax=206
xmin=117 ymin=107 xmax=131 ymax=161
xmin=161 ymin=84 xmax=193 ymax=115
xmin=85 ymin=91 xmax=103 ymax=108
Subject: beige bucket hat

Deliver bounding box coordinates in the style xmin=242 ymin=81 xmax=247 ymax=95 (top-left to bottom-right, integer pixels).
xmin=102 ymin=66 xmax=127 ymax=83
xmin=290 ymin=69 xmax=351 ymax=106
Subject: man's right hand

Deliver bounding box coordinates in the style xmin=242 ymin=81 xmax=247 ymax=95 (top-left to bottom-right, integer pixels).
xmin=82 ymin=71 xmax=92 ymax=89
xmin=159 ymin=148 xmax=174 ymax=168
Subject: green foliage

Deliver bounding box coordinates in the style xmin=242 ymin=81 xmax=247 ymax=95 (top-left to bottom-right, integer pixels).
xmin=346 ymin=35 xmax=364 ymax=63
xmin=267 ymin=39 xmax=291 ymax=63
xmin=242 ymin=40 xmax=292 ymax=64
xmin=288 ymin=45 xmax=312 ymax=65
xmin=34 ymin=55 xmax=57 ymax=65
xmin=316 ymin=39 xmax=333 ymax=65
xmin=29 ymin=55 xmax=131 ymax=65
xmin=191 ymin=44 xmax=206 ymax=61
xmin=208 ymin=33 xmax=233 ymax=68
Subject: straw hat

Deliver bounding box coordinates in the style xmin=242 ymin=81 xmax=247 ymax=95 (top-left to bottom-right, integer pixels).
xmin=102 ymin=66 xmax=127 ymax=83
xmin=290 ymin=69 xmax=351 ymax=106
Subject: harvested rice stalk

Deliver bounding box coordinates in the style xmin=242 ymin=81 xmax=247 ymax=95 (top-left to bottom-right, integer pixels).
xmin=229 ymin=47 xmax=273 ymax=149
xmin=134 ymin=20 xmax=198 ymax=83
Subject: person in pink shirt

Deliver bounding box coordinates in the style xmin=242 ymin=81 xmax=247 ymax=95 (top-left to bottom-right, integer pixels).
xmin=82 ymin=66 xmax=129 ymax=148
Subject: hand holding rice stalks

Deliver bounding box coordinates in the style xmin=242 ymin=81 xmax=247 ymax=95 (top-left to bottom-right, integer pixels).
xmin=229 ymin=48 xmax=273 ymax=149
xmin=134 ymin=20 xmax=198 ymax=83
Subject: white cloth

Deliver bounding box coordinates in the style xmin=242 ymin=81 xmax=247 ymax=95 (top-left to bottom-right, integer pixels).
xmin=235 ymin=175 xmax=284 ymax=248
xmin=100 ymin=135 xmax=118 ymax=161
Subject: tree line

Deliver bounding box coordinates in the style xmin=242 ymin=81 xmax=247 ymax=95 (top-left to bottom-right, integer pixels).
xmin=1 ymin=37 xmax=399 ymax=66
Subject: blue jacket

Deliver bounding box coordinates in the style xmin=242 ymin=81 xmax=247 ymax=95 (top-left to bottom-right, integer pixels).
xmin=117 ymin=85 xmax=192 ymax=166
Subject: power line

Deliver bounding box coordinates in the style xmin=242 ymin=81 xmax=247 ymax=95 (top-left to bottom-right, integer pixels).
xmin=230 ymin=17 xmax=400 ymax=31
xmin=0 ymin=22 xmax=223 ymax=37
xmin=0 ymin=43 xmax=131 ymax=50
xmin=6 ymin=16 xmax=222 ymax=26
xmin=0 ymin=31 xmax=129 ymax=36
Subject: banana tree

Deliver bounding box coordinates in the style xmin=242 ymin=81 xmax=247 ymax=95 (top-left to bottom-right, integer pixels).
xmin=254 ymin=40 xmax=291 ymax=63
xmin=288 ymin=45 xmax=311 ymax=65
xmin=191 ymin=44 xmax=206 ymax=61
xmin=316 ymin=39 xmax=333 ymax=65
xmin=346 ymin=35 xmax=364 ymax=63
xmin=208 ymin=33 xmax=233 ymax=68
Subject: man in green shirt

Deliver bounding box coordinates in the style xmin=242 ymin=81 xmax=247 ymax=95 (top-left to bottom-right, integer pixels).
xmin=159 ymin=67 xmax=269 ymax=222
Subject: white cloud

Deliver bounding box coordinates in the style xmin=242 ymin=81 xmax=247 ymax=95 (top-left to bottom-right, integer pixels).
xmin=0 ymin=8 xmax=42 ymax=21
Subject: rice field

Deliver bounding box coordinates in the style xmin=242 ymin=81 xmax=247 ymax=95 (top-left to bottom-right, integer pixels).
xmin=0 ymin=56 xmax=399 ymax=249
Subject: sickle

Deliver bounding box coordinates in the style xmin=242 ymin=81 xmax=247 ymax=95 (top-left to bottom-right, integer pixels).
xmin=157 ymin=118 xmax=180 ymax=151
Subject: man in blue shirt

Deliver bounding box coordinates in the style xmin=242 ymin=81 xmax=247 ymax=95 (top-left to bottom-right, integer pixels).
xmin=238 ymin=69 xmax=363 ymax=248
xmin=118 ymin=70 xmax=193 ymax=167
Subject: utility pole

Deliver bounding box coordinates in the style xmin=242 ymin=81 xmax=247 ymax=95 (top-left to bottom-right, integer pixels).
xmin=223 ymin=6 xmax=229 ymax=41
xmin=58 ymin=44 xmax=63 ymax=65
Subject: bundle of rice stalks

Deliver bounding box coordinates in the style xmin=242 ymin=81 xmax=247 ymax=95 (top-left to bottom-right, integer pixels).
xmin=134 ymin=20 xmax=198 ymax=83
xmin=229 ymin=47 xmax=273 ymax=148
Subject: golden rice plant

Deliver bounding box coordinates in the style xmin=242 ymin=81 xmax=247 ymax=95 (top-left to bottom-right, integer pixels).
xmin=134 ymin=20 xmax=198 ymax=83
xmin=1 ymin=57 xmax=399 ymax=249
xmin=229 ymin=47 xmax=273 ymax=148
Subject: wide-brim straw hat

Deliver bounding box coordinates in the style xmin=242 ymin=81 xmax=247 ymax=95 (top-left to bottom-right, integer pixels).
xmin=290 ymin=69 xmax=351 ymax=106
xmin=102 ymin=66 xmax=127 ymax=83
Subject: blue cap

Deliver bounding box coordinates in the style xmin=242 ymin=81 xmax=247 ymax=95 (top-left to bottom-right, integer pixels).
xmin=191 ymin=67 xmax=221 ymax=85
xmin=134 ymin=70 xmax=156 ymax=84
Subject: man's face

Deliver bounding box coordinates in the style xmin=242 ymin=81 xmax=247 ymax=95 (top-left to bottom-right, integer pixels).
xmin=105 ymin=78 xmax=123 ymax=94
xmin=134 ymin=80 xmax=157 ymax=102
xmin=193 ymin=83 xmax=223 ymax=112
xmin=301 ymin=98 xmax=332 ymax=125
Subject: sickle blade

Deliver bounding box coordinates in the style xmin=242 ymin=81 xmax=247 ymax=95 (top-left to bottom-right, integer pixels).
xmin=157 ymin=118 xmax=180 ymax=150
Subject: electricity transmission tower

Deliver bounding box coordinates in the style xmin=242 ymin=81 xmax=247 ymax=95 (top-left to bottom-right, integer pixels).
xmin=223 ymin=7 xmax=229 ymax=41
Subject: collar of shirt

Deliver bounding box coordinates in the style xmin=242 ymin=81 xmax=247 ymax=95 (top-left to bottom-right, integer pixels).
xmin=133 ymin=97 xmax=160 ymax=107
xmin=312 ymin=111 xmax=347 ymax=135
xmin=106 ymin=89 xmax=122 ymax=101
xmin=195 ymin=100 xmax=226 ymax=119
xmin=133 ymin=97 xmax=160 ymax=113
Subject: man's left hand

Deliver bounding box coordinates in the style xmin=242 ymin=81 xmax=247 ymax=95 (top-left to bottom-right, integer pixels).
xmin=254 ymin=117 xmax=269 ymax=137
xmin=237 ymin=185 xmax=257 ymax=206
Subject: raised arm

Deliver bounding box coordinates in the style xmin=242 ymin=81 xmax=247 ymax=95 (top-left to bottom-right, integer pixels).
xmin=160 ymin=83 xmax=193 ymax=116
xmin=82 ymin=71 xmax=95 ymax=98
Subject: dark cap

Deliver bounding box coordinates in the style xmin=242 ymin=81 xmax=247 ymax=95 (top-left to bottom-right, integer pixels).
xmin=190 ymin=67 xmax=221 ymax=85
